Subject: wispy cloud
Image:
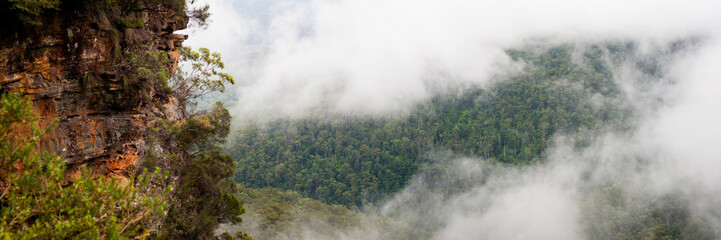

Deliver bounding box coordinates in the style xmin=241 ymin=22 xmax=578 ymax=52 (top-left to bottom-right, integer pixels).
xmin=190 ymin=0 xmax=721 ymax=239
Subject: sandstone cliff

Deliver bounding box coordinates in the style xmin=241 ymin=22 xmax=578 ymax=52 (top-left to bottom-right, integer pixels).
xmin=0 ymin=6 xmax=187 ymax=182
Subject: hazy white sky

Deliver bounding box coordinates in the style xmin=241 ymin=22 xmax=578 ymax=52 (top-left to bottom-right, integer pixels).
xmin=183 ymin=0 xmax=721 ymax=119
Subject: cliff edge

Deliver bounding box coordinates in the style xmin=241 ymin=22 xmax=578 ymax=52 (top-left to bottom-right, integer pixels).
xmin=0 ymin=3 xmax=187 ymax=182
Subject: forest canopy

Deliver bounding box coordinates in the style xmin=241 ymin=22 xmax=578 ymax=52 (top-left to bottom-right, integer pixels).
xmin=227 ymin=43 xmax=639 ymax=207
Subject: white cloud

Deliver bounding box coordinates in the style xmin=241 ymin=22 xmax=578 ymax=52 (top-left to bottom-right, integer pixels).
xmin=182 ymin=0 xmax=721 ymax=118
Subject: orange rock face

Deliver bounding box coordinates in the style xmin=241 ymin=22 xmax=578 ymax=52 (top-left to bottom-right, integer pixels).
xmin=0 ymin=10 xmax=188 ymax=181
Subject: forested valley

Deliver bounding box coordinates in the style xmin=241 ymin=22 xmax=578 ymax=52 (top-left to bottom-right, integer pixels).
xmin=222 ymin=42 xmax=715 ymax=239
xmin=228 ymin=43 xmax=633 ymax=206
xmin=3 ymin=0 xmax=719 ymax=239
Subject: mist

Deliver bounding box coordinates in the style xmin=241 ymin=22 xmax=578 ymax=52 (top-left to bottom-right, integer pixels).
xmin=188 ymin=0 xmax=721 ymax=239
xmin=186 ymin=0 xmax=720 ymax=118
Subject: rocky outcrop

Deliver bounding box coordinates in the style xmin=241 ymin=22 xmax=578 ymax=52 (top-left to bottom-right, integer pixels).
xmin=0 ymin=8 xmax=187 ymax=181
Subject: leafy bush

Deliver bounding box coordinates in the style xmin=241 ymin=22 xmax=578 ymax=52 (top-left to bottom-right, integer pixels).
xmin=172 ymin=47 xmax=235 ymax=107
xmin=0 ymin=90 xmax=171 ymax=239
xmin=154 ymin=102 xmax=246 ymax=239
xmin=6 ymin=0 xmax=60 ymax=26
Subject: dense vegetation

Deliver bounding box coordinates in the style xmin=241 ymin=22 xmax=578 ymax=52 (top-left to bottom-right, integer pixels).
xmin=227 ymin=44 xmax=635 ymax=207
xmin=0 ymin=91 xmax=170 ymax=238
xmin=581 ymin=185 xmax=715 ymax=239
xmin=233 ymin=185 xmax=361 ymax=239
xmin=0 ymin=0 xmax=191 ymax=36
xmin=228 ymin=185 xmax=424 ymax=240
xmin=140 ymin=46 xmax=246 ymax=238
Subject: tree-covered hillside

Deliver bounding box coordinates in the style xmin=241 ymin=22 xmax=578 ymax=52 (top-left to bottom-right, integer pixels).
xmin=227 ymin=43 xmax=643 ymax=207
xmin=224 ymin=184 xmax=426 ymax=240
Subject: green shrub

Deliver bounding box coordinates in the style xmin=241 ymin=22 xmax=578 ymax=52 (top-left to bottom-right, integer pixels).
xmin=0 ymin=90 xmax=171 ymax=239
xmin=7 ymin=0 xmax=60 ymax=26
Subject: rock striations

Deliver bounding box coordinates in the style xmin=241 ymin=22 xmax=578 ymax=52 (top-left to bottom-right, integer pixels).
xmin=0 ymin=7 xmax=188 ymax=183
